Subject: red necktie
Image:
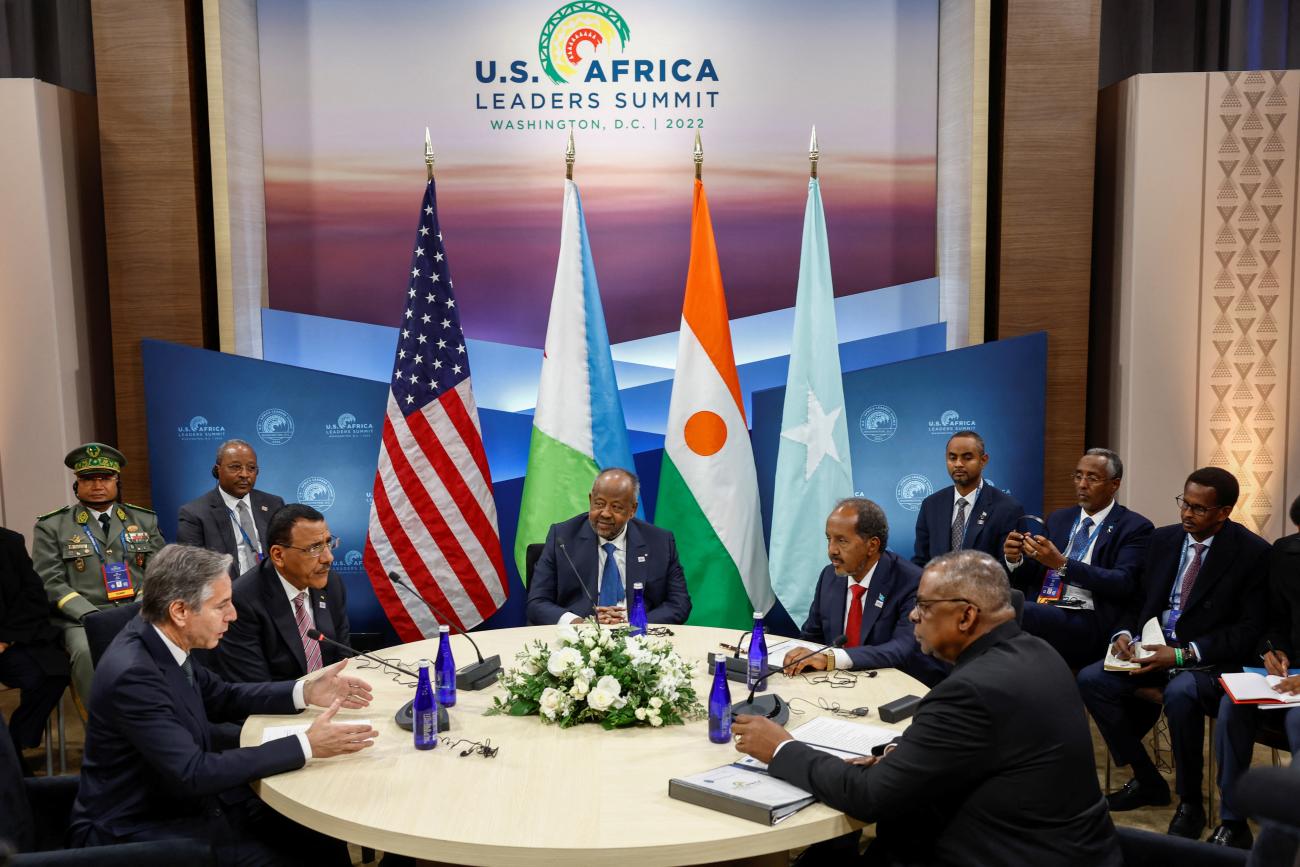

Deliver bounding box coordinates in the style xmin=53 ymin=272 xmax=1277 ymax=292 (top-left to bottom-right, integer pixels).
xmin=845 ymin=584 xmax=867 ymax=648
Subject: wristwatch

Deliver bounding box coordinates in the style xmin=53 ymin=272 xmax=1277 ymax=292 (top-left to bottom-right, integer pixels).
xmin=823 ymin=650 xmax=836 ymax=671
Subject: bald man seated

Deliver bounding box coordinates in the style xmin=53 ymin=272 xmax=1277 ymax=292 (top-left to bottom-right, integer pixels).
xmin=525 ymin=469 xmax=691 ymax=626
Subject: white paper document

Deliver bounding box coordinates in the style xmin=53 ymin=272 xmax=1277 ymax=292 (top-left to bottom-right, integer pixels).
xmin=260 ymin=720 xmax=374 ymax=744
xmin=1103 ymin=618 xmax=1162 ymax=671
xmin=735 ymin=716 xmax=899 ymax=771
xmin=765 ymin=638 xmax=825 ymax=659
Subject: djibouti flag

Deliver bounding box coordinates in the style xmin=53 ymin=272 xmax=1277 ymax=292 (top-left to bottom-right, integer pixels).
xmin=513 ymin=179 xmax=638 ymax=579
xmin=656 ymin=178 xmax=773 ymax=628
xmin=768 ymin=177 xmax=854 ymax=621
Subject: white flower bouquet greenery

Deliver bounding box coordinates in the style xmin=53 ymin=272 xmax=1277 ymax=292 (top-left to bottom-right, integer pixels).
xmin=487 ymin=622 xmax=704 ymax=729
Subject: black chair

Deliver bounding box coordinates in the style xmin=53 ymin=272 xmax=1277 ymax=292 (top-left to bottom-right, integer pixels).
xmin=1117 ymin=826 xmax=1247 ymax=866
xmin=1010 ymin=588 xmax=1024 ymax=625
xmin=525 ymin=543 xmax=544 ymax=586
xmin=83 ymin=602 xmax=141 ymax=667
xmin=0 ymin=715 xmax=211 ymax=865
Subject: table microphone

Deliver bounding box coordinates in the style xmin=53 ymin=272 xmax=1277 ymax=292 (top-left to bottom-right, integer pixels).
xmin=304 ymin=629 xmax=452 ymax=735
xmin=731 ymin=635 xmax=847 ymax=727
xmin=558 ymin=540 xmax=603 ymax=627
xmin=387 ymin=571 xmax=501 ymax=690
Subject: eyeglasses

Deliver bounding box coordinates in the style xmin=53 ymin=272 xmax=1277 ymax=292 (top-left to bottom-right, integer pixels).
xmin=913 ymin=597 xmax=978 ymax=614
xmin=1174 ymin=495 xmax=1221 ymax=518
xmin=282 ymin=536 xmax=340 ymax=558
xmin=221 ymin=463 xmax=258 ymax=474
xmin=1071 ymin=471 xmax=1110 ymax=485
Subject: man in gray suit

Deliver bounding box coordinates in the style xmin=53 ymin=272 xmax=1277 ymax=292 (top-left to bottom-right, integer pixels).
xmin=177 ymin=440 xmax=284 ymax=579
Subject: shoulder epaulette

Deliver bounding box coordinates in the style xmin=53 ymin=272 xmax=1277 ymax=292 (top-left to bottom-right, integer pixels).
xmin=122 ymin=502 xmax=157 ymax=516
xmin=36 ymin=505 xmax=71 ymax=521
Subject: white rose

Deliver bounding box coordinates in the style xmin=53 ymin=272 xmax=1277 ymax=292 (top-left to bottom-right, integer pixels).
xmin=589 ymin=648 xmax=601 ymax=661
xmin=649 ymin=696 xmax=663 ymax=709
xmin=539 ymin=687 xmax=565 ymax=720
xmin=649 ymin=713 xmax=663 ymax=727
xmin=583 ymin=636 xmax=596 ymax=649
xmin=587 ymin=687 xmax=615 ymax=712
xmin=613 ymin=696 xmax=626 ymax=709
xmin=519 ymin=659 xmax=540 ymax=677
xmin=556 ymin=623 xmax=578 ymax=644
xmin=596 ymin=675 xmax=622 ymax=697
xmin=570 ymin=677 xmax=590 ymax=699
xmin=547 ymin=646 xmax=582 ymax=677
xmin=635 ymin=707 xmax=647 ymax=720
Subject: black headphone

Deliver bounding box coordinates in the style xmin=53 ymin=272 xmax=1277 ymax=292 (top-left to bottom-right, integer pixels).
xmin=212 ymin=466 xmax=219 ymax=479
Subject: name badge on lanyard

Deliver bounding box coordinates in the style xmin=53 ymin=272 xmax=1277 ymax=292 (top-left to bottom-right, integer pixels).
xmin=1037 ymin=569 xmax=1065 ymax=604
xmin=103 ymin=561 xmax=135 ymax=600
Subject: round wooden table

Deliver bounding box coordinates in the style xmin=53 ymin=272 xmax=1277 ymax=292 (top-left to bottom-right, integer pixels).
xmin=241 ymin=625 xmax=925 ymax=866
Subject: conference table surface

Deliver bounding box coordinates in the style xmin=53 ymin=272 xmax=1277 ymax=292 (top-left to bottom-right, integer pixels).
xmin=241 ymin=624 xmax=926 ymax=866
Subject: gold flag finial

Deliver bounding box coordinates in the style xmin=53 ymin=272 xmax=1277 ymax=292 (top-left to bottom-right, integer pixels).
xmin=809 ymin=125 xmax=819 ymax=179
xmin=693 ymin=131 xmax=703 ymax=180
xmin=566 ymin=130 xmax=575 ymax=180
xmin=424 ymin=127 xmax=435 ymax=181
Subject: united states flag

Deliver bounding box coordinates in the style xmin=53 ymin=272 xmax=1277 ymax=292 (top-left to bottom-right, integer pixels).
xmin=363 ymin=178 xmax=508 ymax=639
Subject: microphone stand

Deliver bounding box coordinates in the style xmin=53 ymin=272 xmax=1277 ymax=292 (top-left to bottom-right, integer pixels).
xmin=730 ymin=636 xmax=848 ymax=727
xmin=558 ymin=540 xmax=606 ymax=629
xmin=304 ymin=629 xmax=448 ymax=733
xmin=388 ymin=572 xmax=501 ymax=690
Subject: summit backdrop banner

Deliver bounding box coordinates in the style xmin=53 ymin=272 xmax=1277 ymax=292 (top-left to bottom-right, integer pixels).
xmin=257 ymin=0 xmax=939 ymax=348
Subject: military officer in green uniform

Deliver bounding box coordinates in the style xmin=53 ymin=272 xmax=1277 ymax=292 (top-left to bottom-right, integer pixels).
xmin=31 ymin=443 xmax=165 ymax=713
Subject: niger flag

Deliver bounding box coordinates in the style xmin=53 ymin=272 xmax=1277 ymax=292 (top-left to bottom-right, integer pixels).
xmin=655 ymin=179 xmax=774 ymax=628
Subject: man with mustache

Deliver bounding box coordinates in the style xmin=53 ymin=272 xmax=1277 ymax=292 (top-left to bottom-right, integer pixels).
xmin=1077 ymin=467 xmax=1270 ymax=840
xmin=177 ymin=439 xmax=285 ymax=579
xmin=210 ymin=504 xmax=351 ymax=683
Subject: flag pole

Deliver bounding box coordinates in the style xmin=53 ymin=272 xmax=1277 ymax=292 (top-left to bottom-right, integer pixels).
xmin=693 ymin=131 xmax=703 ymax=180
xmin=566 ymin=129 xmax=575 ymax=180
xmin=809 ymin=125 xmax=819 ymax=179
xmin=425 ymin=126 xmax=435 ymax=181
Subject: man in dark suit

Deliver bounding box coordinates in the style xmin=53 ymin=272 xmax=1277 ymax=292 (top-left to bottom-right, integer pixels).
xmin=68 ymin=544 xmax=377 ymax=864
xmin=177 ymin=439 xmax=285 ymax=579
xmin=1078 ymin=467 xmax=1271 ymax=840
xmin=212 ymin=504 xmax=350 ymax=683
xmin=912 ymin=430 xmax=1024 ymax=567
xmin=1004 ymin=448 xmax=1154 ymax=668
xmin=733 ymin=550 xmax=1121 ymax=867
xmin=1210 ymin=492 xmax=1300 ymax=849
xmin=0 ymin=526 xmax=70 ymax=764
xmin=781 ymin=498 xmax=945 ymax=686
xmin=527 ymin=468 xmax=690 ymax=626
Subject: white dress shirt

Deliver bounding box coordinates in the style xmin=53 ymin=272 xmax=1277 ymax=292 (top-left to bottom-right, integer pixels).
xmin=278 ymin=571 xmax=317 ymax=631
xmin=562 ymin=523 xmax=629 ymax=625
xmin=218 ymin=487 xmax=261 ymax=574
xmin=832 ymin=560 xmax=880 ymax=669
xmin=151 ymin=624 xmax=310 ymax=760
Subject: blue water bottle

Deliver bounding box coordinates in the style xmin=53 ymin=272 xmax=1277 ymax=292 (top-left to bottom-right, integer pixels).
xmin=413 ymin=659 xmax=439 ymax=750
xmin=435 ymin=624 xmax=457 ymax=707
xmin=708 ymin=653 xmax=733 ymax=743
xmin=628 ymin=582 xmax=648 ymax=636
xmin=747 ymin=611 xmax=769 ymax=692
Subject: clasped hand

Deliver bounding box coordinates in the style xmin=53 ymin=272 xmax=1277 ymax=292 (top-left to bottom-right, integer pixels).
xmin=302 ymin=659 xmax=379 ymax=758
xmin=1004 ymin=531 xmax=1065 ymax=570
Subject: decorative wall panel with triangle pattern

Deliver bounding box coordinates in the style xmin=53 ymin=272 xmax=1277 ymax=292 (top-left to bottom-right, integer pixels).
xmin=1197 ymin=71 xmax=1296 ymax=538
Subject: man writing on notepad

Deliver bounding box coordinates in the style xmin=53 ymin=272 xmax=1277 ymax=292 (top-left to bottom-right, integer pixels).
xmin=1077 ymin=467 xmax=1270 ymax=841
xmin=1209 ymin=492 xmax=1300 ymax=849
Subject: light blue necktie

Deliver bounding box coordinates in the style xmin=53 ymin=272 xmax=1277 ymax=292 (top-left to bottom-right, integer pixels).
xmin=1065 ymin=517 xmax=1094 ymax=562
xmin=598 ymin=542 xmax=624 ymax=606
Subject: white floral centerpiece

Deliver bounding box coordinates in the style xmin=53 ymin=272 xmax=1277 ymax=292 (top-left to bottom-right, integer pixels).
xmin=487 ymin=623 xmax=703 ymax=729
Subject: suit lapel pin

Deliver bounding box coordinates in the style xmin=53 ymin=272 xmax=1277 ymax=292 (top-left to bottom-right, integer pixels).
xmin=260 ymin=505 xmax=268 ymax=512
xmin=977 ymin=511 xmax=987 ymax=526
xmin=637 ymin=554 xmax=647 ymax=563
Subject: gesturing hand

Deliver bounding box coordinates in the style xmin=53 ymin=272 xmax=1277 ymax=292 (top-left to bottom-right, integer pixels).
xmin=303 ymin=659 xmax=375 ymax=710
xmin=732 ymin=714 xmax=792 ymax=764
xmin=305 ymin=698 xmax=379 ymax=758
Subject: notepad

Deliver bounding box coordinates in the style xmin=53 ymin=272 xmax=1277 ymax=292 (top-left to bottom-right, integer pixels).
xmin=733 ymin=716 xmax=898 ymax=772
xmin=668 ymin=765 xmax=815 ymax=825
xmin=1103 ymin=618 xmax=1162 ymax=671
xmin=1221 ymin=673 xmax=1300 ymax=707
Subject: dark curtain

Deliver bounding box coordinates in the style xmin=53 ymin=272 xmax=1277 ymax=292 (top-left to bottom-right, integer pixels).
xmin=1101 ymin=0 xmax=1300 ymax=89
xmin=0 ymin=0 xmax=94 ymax=94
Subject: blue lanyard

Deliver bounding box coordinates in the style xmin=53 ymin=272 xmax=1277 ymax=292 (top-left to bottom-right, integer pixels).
xmin=1064 ymin=512 xmax=1104 ymax=562
xmin=225 ymin=505 xmax=261 ymax=554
